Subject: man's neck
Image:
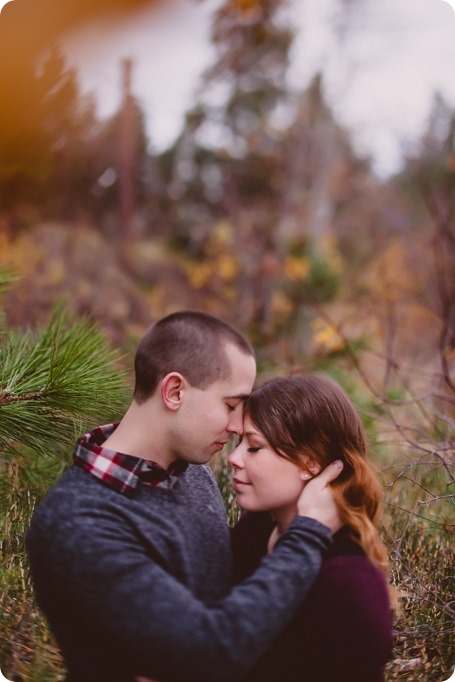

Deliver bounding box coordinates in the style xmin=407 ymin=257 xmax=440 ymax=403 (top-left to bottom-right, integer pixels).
xmin=102 ymin=401 xmax=176 ymax=468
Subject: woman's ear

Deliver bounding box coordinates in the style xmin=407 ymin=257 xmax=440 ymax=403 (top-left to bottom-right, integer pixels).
xmin=160 ymin=373 xmax=185 ymax=411
xmin=301 ymin=455 xmax=322 ymax=477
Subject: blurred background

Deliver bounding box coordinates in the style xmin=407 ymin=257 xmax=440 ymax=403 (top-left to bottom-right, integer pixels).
xmin=0 ymin=0 xmax=454 ymax=680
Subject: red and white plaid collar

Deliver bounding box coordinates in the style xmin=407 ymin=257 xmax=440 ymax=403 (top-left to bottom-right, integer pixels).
xmin=73 ymin=423 xmax=188 ymax=497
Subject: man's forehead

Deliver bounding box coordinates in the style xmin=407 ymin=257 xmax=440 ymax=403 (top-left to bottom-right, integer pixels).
xmin=222 ymin=343 xmax=256 ymax=394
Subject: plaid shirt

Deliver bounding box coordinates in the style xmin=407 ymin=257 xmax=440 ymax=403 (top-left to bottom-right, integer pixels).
xmin=73 ymin=423 xmax=188 ymax=497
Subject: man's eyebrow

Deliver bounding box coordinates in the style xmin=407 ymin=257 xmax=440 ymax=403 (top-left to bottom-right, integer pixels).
xmin=224 ymin=393 xmax=250 ymax=401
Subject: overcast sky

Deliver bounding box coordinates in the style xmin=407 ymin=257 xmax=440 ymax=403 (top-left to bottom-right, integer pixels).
xmin=3 ymin=0 xmax=455 ymax=176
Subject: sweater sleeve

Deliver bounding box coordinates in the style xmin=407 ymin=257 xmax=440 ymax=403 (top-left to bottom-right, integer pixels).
xmin=27 ymin=499 xmax=331 ymax=682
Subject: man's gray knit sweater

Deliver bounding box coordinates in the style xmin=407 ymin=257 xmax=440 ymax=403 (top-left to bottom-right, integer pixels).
xmin=26 ymin=463 xmax=331 ymax=682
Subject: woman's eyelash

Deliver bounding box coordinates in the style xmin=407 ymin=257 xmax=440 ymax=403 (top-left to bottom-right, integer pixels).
xmin=247 ymin=447 xmax=261 ymax=453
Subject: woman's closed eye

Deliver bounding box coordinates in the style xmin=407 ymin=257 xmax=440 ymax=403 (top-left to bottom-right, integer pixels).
xmin=247 ymin=447 xmax=261 ymax=453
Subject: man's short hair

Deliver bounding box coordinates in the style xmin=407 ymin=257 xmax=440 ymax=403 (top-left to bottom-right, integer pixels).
xmin=133 ymin=310 xmax=255 ymax=403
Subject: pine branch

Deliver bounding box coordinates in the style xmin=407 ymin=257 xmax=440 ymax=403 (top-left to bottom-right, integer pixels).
xmin=0 ymin=307 xmax=131 ymax=459
xmin=0 ymin=270 xmax=19 ymax=297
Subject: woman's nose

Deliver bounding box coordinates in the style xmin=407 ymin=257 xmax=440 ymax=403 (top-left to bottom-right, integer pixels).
xmin=227 ymin=447 xmax=243 ymax=469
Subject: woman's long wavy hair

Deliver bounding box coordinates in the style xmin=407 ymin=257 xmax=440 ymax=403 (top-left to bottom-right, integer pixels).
xmin=244 ymin=373 xmax=388 ymax=572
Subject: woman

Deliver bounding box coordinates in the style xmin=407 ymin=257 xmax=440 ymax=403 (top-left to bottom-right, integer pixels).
xmin=228 ymin=373 xmax=393 ymax=682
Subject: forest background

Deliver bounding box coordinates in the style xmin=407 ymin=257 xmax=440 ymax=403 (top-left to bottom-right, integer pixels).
xmin=0 ymin=0 xmax=454 ymax=680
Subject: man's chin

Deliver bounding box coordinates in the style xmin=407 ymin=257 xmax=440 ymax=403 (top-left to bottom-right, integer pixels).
xmin=180 ymin=443 xmax=226 ymax=464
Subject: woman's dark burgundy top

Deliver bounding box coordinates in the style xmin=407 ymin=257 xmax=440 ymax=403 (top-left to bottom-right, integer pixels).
xmin=231 ymin=512 xmax=393 ymax=682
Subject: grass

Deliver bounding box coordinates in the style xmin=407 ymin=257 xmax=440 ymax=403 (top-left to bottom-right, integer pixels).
xmin=384 ymin=533 xmax=454 ymax=681
xmin=0 ymin=455 xmax=66 ymax=681
xmin=379 ymin=456 xmax=454 ymax=681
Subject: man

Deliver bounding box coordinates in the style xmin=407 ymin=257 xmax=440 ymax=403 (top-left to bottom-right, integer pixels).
xmin=26 ymin=310 xmax=342 ymax=682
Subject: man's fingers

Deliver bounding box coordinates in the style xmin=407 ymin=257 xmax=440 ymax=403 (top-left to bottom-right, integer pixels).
xmin=312 ymin=460 xmax=343 ymax=488
xmin=297 ymin=460 xmax=343 ymax=532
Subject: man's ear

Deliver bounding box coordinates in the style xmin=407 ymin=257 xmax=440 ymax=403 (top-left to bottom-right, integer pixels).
xmin=160 ymin=373 xmax=186 ymax=411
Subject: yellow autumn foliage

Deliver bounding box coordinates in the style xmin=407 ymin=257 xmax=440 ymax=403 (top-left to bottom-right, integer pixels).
xmin=362 ymin=239 xmax=420 ymax=302
xmin=320 ymin=234 xmax=344 ymax=273
xmin=184 ymin=252 xmax=238 ymax=290
xmin=216 ymin=254 xmax=238 ymax=281
xmin=185 ymin=262 xmax=213 ymax=289
xmin=211 ymin=221 xmax=234 ymax=247
xmin=0 ymin=232 xmax=45 ymax=275
xmin=270 ymin=290 xmax=294 ymax=316
xmin=283 ymin=256 xmax=311 ymax=281
xmin=311 ymin=317 xmax=345 ymax=354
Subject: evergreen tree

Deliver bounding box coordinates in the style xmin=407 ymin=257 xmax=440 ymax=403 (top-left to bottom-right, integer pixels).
xmin=0 ymin=35 xmax=148 ymax=230
xmin=164 ymin=0 xmax=294 ymax=246
xmin=0 ymin=40 xmax=98 ymax=224
xmin=157 ymin=0 xmax=295 ymax=331
xmin=398 ymin=93 xmax=455 ymax=372
xmin=39 ymin=45 xmax=102 ymax=221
